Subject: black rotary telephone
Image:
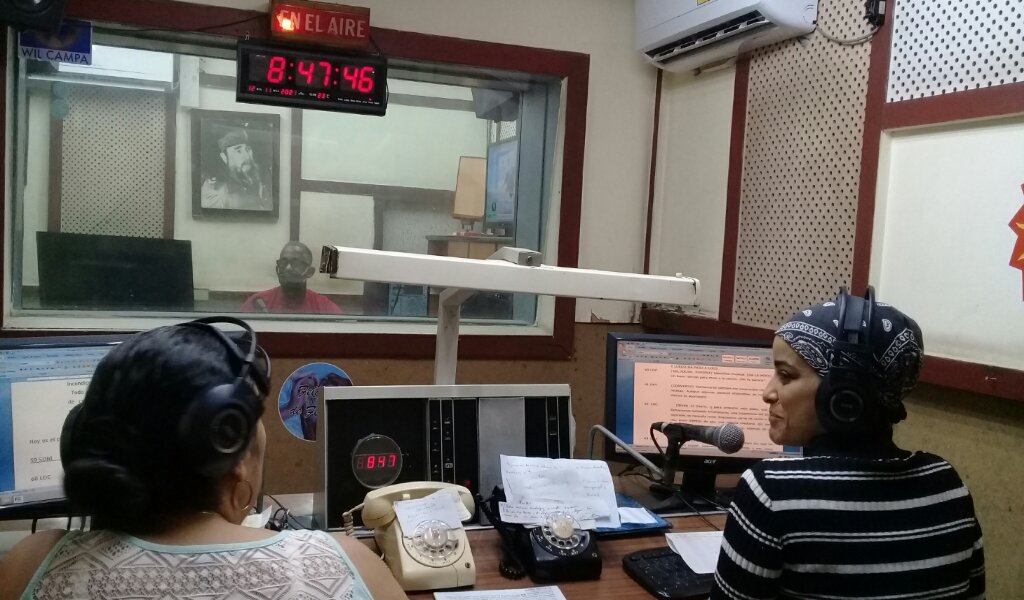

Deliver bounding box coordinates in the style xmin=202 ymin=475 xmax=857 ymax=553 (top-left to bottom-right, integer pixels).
xmin=478 ymin=487 xmax=602 ymax=582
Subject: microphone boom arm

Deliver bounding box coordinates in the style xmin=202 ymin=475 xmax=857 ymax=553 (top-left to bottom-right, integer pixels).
xmin=588 ymin=425 xmax=664 ymax=481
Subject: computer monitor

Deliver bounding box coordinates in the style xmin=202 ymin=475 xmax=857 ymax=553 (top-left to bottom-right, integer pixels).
xmin=36 ymin=231 xmax=195 ymax=311
xmin=0 ymin=334 xmax=126 ymax=520
xmin=484 ymin=138 xmax=518 ymax=235
xmin=604 ymin=333 xmax=802 ymax=511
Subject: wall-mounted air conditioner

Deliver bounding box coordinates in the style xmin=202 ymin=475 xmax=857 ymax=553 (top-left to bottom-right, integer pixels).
xmin=636 ymin=0 xmax=818 ymax=73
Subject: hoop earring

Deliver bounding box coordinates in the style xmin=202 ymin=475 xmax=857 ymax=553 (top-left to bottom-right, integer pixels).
xmin=233 ymin=479 xmax=255 ymax=514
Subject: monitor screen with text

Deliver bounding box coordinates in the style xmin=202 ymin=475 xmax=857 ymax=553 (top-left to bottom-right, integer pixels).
xmin=0 ymin=337 xmax=123 ymax=509
xmin=606 ymin=334 xmax=802 ymax=463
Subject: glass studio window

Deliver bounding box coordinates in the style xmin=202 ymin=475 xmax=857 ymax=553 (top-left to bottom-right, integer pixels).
xmin=5 ymin=29 xmax=566 ymax=337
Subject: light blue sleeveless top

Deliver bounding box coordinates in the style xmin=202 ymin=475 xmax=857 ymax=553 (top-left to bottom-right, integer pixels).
xmin=22 ymin=529 xmax=374 ymax=599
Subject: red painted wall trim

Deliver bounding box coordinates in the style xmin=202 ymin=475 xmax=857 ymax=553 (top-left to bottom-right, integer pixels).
xmin=643 ymin=69 xmax=663 ymax=275
xmin=881 ymin=81 xmax=1024 ymax=130
xmin=920 ymin=356 xmax=1024 ymax=403
xmin=3 ymin=0 xmax=589 ymax=361
xmin=850 ymin=13 xmax=894 ymax=293
xmin=718 ymin=57 xmax=750 ymax=323
xmin=64 ymin=0 xmax=269 ymax=37
xmin=640 ymin=308 xmax=774 ymax=341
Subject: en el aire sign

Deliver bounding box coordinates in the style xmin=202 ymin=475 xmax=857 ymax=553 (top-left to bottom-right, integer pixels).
xmin=270 ymin=0 xmax=370 ymax=50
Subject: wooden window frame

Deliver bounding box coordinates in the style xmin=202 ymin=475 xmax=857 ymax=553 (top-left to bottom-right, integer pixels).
xmin=0 ymin=0 xmax=591 ymax=360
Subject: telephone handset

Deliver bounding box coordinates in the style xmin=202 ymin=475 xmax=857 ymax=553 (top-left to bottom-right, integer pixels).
xmin=480 ymin=487 xmax=602 ymax=582
xmin=360 ymin=481 xmax=477 ymax=591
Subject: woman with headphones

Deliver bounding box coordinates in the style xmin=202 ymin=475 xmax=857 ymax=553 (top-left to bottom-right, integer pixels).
xmin=711 ymin=289 xmax=985 ymax=600
xmin=0 ymin=318 xmax=406 ymax=599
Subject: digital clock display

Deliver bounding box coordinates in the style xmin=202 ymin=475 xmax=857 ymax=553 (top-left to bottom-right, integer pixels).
xmin=351 ymin=433 xmax=403 ymax=488
xmin=236 ymin=41 xmax=387 ymax=115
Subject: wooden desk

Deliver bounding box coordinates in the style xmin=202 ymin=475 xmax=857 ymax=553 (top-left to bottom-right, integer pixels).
xmin=425 ymin=235 xmax=514 ymax=259
xmin=406 ymin=514 xmax=726 ymax=598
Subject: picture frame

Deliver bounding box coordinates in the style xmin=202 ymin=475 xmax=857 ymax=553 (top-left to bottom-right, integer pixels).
xmin=191 ymin=109 xmax=280 ymax=219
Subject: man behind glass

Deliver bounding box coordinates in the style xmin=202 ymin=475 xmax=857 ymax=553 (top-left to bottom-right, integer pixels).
xmin=242 ymin=241 xmax=343 ymax=314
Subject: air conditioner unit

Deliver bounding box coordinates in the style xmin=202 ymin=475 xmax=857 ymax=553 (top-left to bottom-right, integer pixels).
xmin=636 ymin=0 xmax=818 ymax=73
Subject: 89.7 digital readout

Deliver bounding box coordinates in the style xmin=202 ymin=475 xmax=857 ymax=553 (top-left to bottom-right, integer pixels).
xmin=236 ymin=41 xmax=387 ymax=115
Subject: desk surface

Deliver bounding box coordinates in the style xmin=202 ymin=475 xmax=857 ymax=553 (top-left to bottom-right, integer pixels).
xmin=405 ymin=513 xmax=726 ymax=598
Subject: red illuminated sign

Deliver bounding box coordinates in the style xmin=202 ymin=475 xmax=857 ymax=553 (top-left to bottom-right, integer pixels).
xmin=270 ymin=0 xmax=370 ymax=50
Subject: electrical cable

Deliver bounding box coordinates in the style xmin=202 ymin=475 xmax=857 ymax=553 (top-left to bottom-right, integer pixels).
xmin=118 ymin=15 xmax=265 ymax=35
xmin=675 ymin=495 xmax=722 ymax=532
xmin=815 ymin=22 xmax=879 ymax=46
xmin=477 ymin=493 xmax=527 ymax=580
xmin=696 ymin=492 xmax=730 ymax=513
xmin=341 ymin=503 xmax=363 ymax=536
xmin=265 ymin=493 xmax=314 ymax=530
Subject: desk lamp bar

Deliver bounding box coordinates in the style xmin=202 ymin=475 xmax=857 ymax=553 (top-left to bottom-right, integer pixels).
xmin=320 ymin=245 xmax=701 ymax=384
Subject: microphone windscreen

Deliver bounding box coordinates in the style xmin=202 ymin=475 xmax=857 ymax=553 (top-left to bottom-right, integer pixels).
xmin=717 ymin=424 xmax=745 ymax=454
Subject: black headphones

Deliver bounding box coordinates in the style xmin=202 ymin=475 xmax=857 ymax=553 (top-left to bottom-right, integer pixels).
xmin=815 ymin=286 xmax=883 ymax=434
xmin=61 ymin=317 xmax=271 ymax=478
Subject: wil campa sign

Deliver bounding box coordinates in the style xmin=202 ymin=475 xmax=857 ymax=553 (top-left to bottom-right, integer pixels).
xmin=19 ymin=20 xmax=92 ymax=65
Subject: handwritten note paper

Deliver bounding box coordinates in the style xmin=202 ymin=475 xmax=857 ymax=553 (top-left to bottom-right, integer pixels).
xmin=500 ymin=455 xmax=620 ymax=528
xmin=434 ymin=585 xmax=568 ymax=600
xmin=498 ymin=500 xmax=597 ymax=529
xmin=433 ymin=487 xmax=473 ymax=521
xmin=393 ymin=490 xmax=464 ymax=535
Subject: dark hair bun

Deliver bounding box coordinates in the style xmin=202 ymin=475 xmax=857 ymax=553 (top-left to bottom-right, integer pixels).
xmin=63 ymin=457 xmax=151 ymax=526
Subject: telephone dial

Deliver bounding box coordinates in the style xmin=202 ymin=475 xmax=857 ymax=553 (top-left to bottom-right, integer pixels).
xmin=358 ymin=481 xmax=477 ymax=591
xmin=480 ymin=487 xmax=602 ymax=582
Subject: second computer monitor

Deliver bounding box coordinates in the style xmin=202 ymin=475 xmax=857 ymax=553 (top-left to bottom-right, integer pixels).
xmin=36 ymin=231 xmax=194 ymax=312
xmin=0 ymin=335 xmax=126 ymax=520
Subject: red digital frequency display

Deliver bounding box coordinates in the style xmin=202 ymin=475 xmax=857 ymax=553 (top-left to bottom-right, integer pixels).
xmin=236 ymin=41 xmax=387 ymax=115
xmin=353 ymin=452 xmax=399 ymax=471
xmin=350 ymin=433 xmax=403 ymax=488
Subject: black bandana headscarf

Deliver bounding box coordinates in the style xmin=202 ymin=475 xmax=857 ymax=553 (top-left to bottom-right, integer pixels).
xmin=775 ymin=295 xmax=925 ymax=423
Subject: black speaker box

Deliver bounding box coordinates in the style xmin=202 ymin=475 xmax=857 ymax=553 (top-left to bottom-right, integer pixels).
xmin=471 ymin=88 xmax=520 ymax=122
xmin=315 ymin=384 xmax=573 ymax=529
xmin=0 ymin=0 xmax=67 ymax=32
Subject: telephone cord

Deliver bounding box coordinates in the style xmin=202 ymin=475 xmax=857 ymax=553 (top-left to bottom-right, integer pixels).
xmin=342 ymin=504 xmax=363 ymax=536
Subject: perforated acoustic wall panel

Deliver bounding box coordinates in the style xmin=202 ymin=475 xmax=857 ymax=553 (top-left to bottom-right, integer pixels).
xmin=888 ymin=0 xmax=1023 ymax=102
xmin=59 ymin=85 xmax=167 ymax=238
xmin=731 ymin=0 xmax=872 ymax=327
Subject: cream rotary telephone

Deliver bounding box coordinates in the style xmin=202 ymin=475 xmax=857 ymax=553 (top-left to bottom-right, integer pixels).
xmin=360 ymin=481 xmax=477 ymax=591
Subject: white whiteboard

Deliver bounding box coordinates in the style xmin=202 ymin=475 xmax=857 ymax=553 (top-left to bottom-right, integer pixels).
xmin=871 ymin=118 xmax=1024 ymax=371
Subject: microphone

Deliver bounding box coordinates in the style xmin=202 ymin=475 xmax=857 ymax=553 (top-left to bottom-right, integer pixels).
xmin=651 ymin=422 xmax=745 ymax=454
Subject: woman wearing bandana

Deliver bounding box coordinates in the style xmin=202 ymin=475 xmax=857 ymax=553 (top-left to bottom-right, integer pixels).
xmin=711 ymin=289 xmax=985 ymax=600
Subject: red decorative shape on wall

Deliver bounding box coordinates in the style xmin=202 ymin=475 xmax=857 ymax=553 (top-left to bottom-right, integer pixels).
xmin=1010 ymin=184 xmax=1024 ymax=300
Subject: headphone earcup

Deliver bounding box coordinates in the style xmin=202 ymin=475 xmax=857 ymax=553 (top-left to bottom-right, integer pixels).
xmin=178 ymin=382 xmax=256 ymax=477
xmin=816 ymin=369 xmax=868 ymax=433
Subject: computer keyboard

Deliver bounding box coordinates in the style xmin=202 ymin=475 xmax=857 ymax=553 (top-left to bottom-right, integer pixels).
xmin=623 ymin=546 xmax=715 ymax=599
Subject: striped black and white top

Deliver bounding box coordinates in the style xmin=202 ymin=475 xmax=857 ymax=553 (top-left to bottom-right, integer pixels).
xmin=711 ymin=442 xmax=985 ymax=600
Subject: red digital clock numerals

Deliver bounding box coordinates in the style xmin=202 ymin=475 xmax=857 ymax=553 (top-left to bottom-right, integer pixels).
xmin=341 ymin=65 xmax=375 ymax=92
xmin=257 ymin=54 xmax=375 ymax=94
xmin=354 ymin=452 xmax=398 ymax=471
xmin=350 ymin=433 xmax=402 ymax=488
xmin=238 ymin=42 xmax=387 ymax=115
